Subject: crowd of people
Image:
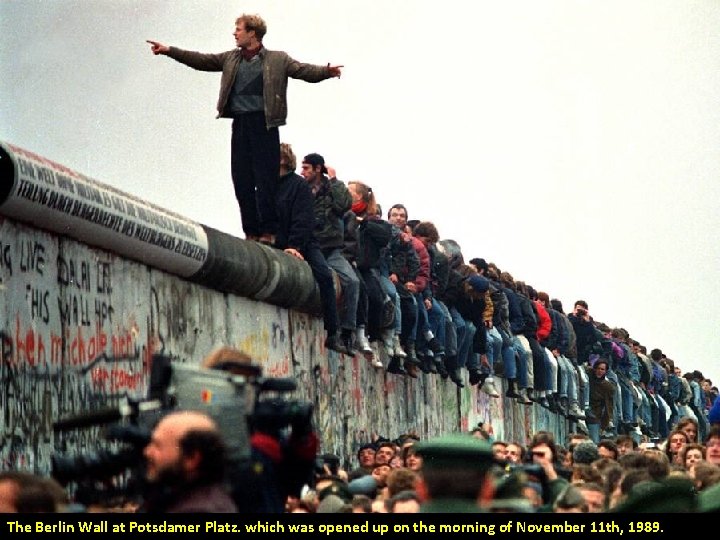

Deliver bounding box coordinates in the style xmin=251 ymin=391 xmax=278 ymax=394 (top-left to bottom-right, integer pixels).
xmin=3 ymin=409 xmax=718 ymax=513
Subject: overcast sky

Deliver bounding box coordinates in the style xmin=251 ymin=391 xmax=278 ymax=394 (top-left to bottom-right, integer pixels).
xmin=2 ymin=1 xmax=719 ymax=384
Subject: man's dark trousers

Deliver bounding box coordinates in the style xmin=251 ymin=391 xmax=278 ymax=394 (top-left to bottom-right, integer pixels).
xmin=231 ymin=111 xmax=280 ymax=237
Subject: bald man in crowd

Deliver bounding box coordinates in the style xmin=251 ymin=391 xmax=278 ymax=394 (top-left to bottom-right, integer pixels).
xmin=141 ymin=411 xmax=237 ymax=512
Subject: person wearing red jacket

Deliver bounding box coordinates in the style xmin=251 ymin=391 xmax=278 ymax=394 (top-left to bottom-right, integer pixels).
xmin=529 ymin=286 xmax=559 ymax=413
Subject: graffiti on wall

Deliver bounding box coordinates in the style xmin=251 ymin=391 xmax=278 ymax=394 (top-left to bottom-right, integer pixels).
xmin=0 ymin=224 xmax=163 ymax=472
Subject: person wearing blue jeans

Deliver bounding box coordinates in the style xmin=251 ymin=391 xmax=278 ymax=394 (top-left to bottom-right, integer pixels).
xmin=275 ymin=144 xmax=343 ymax=353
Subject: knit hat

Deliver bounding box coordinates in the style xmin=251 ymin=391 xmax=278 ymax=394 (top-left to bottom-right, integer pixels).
xmin=466 ymin=275 xmax=490 ymax=294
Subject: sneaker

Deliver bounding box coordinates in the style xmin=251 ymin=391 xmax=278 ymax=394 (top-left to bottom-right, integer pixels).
xmin=481 ymin=379 xmax=500 ymax=398
xmin=576 ymin=419 xmax=589 ymax=435
xmin=392 ymin=335 xmax=407 ymax=359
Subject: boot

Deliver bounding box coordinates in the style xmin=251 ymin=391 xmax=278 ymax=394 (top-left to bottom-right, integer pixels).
xmin=403 ymin=359 xmax=419 ymax=378
xmin=366 ymin=345 xmax=383 ymax=369
xmin=434 ymin=355 xmax=448 ymax=378
xmin=404 ymin=341 xmax=420 ymax=367
xmin=547 ymin=393 xmax=559 ymax=413
xmin=325 ymin=332 xmax=345 ymax=354
xmin=469 ymin=370 xmax=486 ymax=387
xmin=418 ymin=351 xmax=435 ymax=374
xmin=427 ymin=337 xmax=445 ymax=356
xmin=387 ymin=356 xmax=406 ymax=375
xmin=392 ymin=334 xmax=407 ymax=359
xmin=556 ymin=395 xmax=569 ymax=417
xmin=568 ymin=403 xmax=586 ymax=420
xmin=355 ymin=326 xmax=373 ymax=357
xmin=445 ymin=357 xmax=464 ymax=387
xmin=340 ymin=328 xmax=357 ymax=356
xmin=381 ymin=328 xmax=395 ymax=357
xmin=505 ymin=378 xmax=521 ymax=399
xmin=517 ymin=388 xmax=533 ymax=405
xmin=481 ymin=378 xmax=500 ymax=398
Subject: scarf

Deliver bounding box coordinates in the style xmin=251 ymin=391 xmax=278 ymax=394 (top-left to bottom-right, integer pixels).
xmin=240 ymin=45 xmax=262 ymax=61
xmin=351 ymin=200 xmax=368 ymax=215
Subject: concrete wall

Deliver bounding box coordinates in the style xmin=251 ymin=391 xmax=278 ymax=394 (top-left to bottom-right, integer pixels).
xmin=0 ymin=215 xmax=566 ymax=474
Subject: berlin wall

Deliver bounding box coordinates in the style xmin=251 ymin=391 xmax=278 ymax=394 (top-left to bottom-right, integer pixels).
xmin=0 ymin=141 xmax=565 ymax=474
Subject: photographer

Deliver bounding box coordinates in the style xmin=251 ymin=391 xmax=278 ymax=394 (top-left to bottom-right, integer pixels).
xmin=140 ymin=411 xmax=237 ymax=513
xmin=202 ymin=346 xmax=319 ymax=513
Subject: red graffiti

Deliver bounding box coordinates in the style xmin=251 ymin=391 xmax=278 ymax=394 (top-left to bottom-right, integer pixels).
xmin=266 ymin=357 xmax=291 ymax=378
xmin=90 ymin=366 xmax=143 ymax=391
xmin=11 ymin=317 xmax=138 ymax=367
xmin=13 ymin=316 xmax=46 ymax=366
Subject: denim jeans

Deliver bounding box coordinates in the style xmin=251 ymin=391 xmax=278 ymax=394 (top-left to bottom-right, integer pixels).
xmin=484 ymin=326 xmax=502 ymax=375
xmin=438 ymin=302 xmax=457 ymax=357
xmin=544 ymin=347 xmax=558 ymax=393
xmin=451 ymin=308 xmax=472 ymax=368
xmin=516 ymin=335 xmax=533 ymax=389
xmin=510 ymin=335 xmax=529 ymax=389
xmin=616 ymin=373 xmax=636 ymax=423
xmin=576 ymin=363 xmax=590 ymax=410
xmin=465 ymin=323 xmax=479 ymax=371
xmin=303 ymin=246 xmax=339 ymax=336
xmin=324 ymin=249 xmax=359 ymax=331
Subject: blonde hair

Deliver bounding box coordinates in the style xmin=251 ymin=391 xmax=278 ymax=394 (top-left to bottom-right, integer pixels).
xmin=236 ymin=14 xmax=267 ymax=40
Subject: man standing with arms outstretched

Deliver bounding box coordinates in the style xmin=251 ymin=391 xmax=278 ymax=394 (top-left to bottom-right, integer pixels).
xmin=147 ymin=14 xmax=342 ymax=245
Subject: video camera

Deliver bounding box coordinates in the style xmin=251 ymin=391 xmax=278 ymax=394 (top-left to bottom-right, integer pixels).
xmin=51 ymin=354 xmax=312 ymax=505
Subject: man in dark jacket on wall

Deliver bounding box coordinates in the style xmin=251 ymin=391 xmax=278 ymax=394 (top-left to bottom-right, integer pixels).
xmin=568 ymin=300 xmax=601 ymax=365
xmin=301 ymin=153 xmax=359 ymax=355
xmin=276 ymin=144 xmax=344 ymax=353
xmin=147 ymin=14 xmax=342 ymax=244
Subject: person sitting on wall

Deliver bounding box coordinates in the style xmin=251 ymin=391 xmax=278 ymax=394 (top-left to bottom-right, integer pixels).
xmin=275 ymin=143 xmax=345 ymax=353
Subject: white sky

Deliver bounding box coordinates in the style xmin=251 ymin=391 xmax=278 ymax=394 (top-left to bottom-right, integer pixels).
xmin=2 ymin=0 xmax=719 ymax=384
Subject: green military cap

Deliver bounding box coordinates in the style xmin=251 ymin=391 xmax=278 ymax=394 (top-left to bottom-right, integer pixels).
xmin=414 ymin=433 xmax=494 ymax=471
xmin=698 ymin=482 xmax=720 ymax=513
xmin=612 ymin=477 xmax=697 ymax=513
